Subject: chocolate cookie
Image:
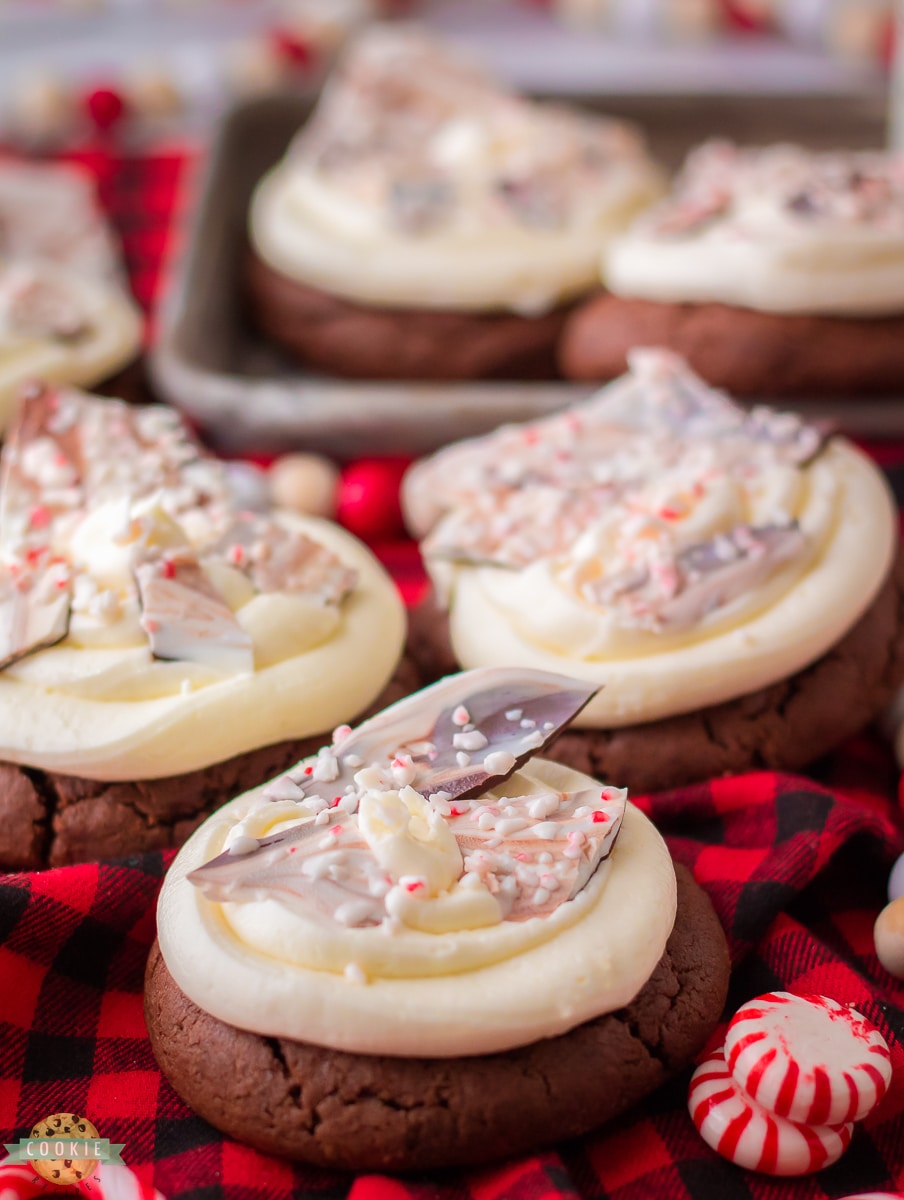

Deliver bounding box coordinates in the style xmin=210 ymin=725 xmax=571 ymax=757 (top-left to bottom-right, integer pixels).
xmin=145 ymin=862 xmax=729 ymax=1172
xmin=407 ymin=549 xmax=904 ymax=794
xmin=1 ymin=658 xmax=420 ymax=872
xmin=246 ymin=251 xmax=569 ymax=382
xmin=559 ymin=293 xmax=904 ymax=396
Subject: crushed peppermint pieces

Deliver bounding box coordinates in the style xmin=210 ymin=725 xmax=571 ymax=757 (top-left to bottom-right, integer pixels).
xmin=406 ymin=349 xmax=823 ymax=634
xmin=0 ymin=385 xmax=360 ymax=673
xmin=190 ymin=669 xmax=616 ymax=932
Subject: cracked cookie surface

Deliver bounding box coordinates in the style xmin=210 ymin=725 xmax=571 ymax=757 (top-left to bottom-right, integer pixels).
xmin=408 ymin=550 xmax=904 ymax=794
xmin=0 ymin=657 xmax=420 ymax=871
xmin=144 ymin=864 xmax=729 ymax=1171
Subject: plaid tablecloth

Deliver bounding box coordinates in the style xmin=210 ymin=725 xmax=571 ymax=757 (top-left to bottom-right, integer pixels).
xmin=2 ymin=147 xmax=904 ymax=1200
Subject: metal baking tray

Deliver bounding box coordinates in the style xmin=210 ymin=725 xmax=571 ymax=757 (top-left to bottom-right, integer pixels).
xmin=150 ymin=89 xmax=900 ymax=458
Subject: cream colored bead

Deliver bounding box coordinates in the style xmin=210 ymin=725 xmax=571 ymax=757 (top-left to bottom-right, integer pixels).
xmin=269 ymin=453 xmax=339 ymax=519
xmin=874 ymin=896 xmax=904 ymax=979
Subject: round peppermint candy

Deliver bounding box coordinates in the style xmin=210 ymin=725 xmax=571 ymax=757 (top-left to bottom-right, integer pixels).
xmin=724 ymin=992 xmax=891 ymax=1126
xmin=688 ymin=1047 xmax=854 ymax=1176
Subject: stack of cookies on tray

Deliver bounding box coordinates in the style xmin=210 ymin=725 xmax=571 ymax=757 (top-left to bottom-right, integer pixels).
xmin=3 ymin=20 xmax=902 ymax=1185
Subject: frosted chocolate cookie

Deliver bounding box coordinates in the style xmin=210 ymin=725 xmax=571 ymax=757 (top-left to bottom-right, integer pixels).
xmin=560 ymin=141 xmax=904 ymax=395
xmin=147 ymin=669 xmax=730 ymax=1170
xmin=0 ymin=162 xmax=141 ymax=430
xmin=247 ymin=28 xmax=661 ymax=381
xmin=403 ymin=350 xmax=904 ymax=791
xmin=0 ymin=385 xmax=407 ymax=868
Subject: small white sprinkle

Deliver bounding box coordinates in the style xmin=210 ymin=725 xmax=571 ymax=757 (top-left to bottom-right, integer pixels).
xmin=332 ymin=724 xmax=353 ymax=745
xmin=574 ymin=806 xmax=592 ymax=818
xmin=344 ymin=754 xmax=363 ymax=768
xmin=483 ymin=750 xmax=516 ymax=775
xmin=538 ymin=851 xmax=553 ymax=864
xmin=337 ymin=793 xmax=359 ymax=814
xmin=543 ymin=722 xmax=555 ymax=731
xmin=314 ymin=810 xmax=331 ymax=826
xmin=344 ymin=962 xmax=367 ymax=985
xmin=528 ymin=794 xmax=559 ymax=820
xmin=456 ymin=751 xmax=471 ymax=768
xmin=533 ymin=822 xmax=559 ymax=840
xmin=452 ymin=705 xmax=470 ymax=726
xmin=495 ymin=817 xmax=530 ymax=836
xmin=505 ymin=709 xmax=523 ymax=721
xmin=313 ymin=751 xmax=340 ymax=783
xmin=563 ymin=846 xmax=583 ymax=860
xmin=520 ymin=718 xmax=536 ymax=729
xmin=520 ymin=730 xmax=544 ymax=751
xmin=264 ymin=776 xmax=305 ymax=802
xmin=477 ymin=812 xmax=495 ymax=830
xmin=533 ymin=887 xmax=550 ymax=906
xmin=454 ymin=730 xmax=489 ymax=751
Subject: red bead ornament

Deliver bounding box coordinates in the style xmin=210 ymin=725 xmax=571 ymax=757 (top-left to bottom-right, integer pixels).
xmin=84 ymin=86 xmax=127 ymax=133
xmin=269 ymin=28 xmax=314 ymax=68
xmin=337 ymin=458 xmax=410 ymax=542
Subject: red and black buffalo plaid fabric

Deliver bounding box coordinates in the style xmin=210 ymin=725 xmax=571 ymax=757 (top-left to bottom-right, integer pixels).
xmin=2 ymin=147 xmax=904 ymax=1199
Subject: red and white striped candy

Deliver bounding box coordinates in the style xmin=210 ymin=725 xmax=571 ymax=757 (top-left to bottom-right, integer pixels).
xmin=688 ymin=1048 xmax=854 ymax=1175
xmin=724 ymin=992 xmax=891 ymax=1126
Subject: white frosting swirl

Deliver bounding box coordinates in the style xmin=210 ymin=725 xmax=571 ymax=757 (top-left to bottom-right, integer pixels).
xmin=250 ymin=27 xmax=662 ymax=314
xmin=157 ymin=758 xmax=677 ymax=1057
xmin=0 ymin=513 xmax=405 ymax=779
xmin=406 ymin=351 xmax=896 ymax=727
xmin=607 ymin=141 xmax=904 ymax=316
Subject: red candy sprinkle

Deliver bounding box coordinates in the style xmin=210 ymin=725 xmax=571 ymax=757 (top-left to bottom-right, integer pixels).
xmin=29 ymin=506 xmax=51 ymax=530
xmin=591 ymin=811 xmax=608 ymax=823
xmin=161 ymin=560 xmax=176 ymax=580
xmin=304 ymin=766 xmax=313 ymax=775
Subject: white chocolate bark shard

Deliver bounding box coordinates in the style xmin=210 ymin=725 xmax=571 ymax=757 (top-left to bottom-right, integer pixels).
xmin=266 ymin=665 xmax=599 ymax=803
xmin=0 ymin=554 xmax=71 ymax=668
xmin=405 ymin=348 xmax=827 ymax=539
xmin=188 ymin=668 xmax=614 ymax=927
xmin=0 ymin=385 xmax=359 ymax=680
xmin=579 ymin=522 xmax=808 ymax=632
xmin=134 ymin=551 xmax=253 ymax=676
xmin=203 ymin=514 xmax=356 ymax=604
